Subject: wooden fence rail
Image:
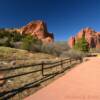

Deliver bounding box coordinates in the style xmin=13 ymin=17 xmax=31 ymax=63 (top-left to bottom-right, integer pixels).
xmin=0 ymin=58 xmax=81 ymax=81
xmin=0 ymin=58 xmax=82 ymax=99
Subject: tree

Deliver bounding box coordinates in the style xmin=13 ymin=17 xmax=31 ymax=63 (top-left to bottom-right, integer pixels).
xmin=81 ymin=32 xmax=89 ymax=52
xmin=74 ymin=38 xmax=81 ymax=51
xmin=11 ymin=31 xmax=23 ymax=42
xmin=74 ymin=32 xmax=89 ymax=52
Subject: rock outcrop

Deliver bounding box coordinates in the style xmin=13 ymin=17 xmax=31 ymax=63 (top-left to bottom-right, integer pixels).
xmin=68 ymin=36 xmax=75 ymax=48
xmin=68 ymin=27 xmax=100 ymax=48
xmin=18 ymin=20 xmax=54 ymax=43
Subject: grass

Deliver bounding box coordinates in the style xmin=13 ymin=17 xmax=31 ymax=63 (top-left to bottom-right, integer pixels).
xmin=0 ymin=46 xmax=56 ymax=61
xmin=0 ymin=46 xmax=80 ymax=100
xmin=0 ymin=46 xmax=57 ymax=100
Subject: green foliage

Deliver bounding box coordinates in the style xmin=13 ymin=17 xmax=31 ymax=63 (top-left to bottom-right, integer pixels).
xmin=20 ymin=35 xmax=42 ymax=51
xmin=0 ymin=30 xmax=11 ymax=47
xmin=74 ymin=39 xmax=81 ymax=50
xmin=0 ymin=29 xmax=23 ymax=47
xmin=81 ymin=33 xmax=89 ymax=52
xmin=11 ymin=31 xmax=23 ymax=42
xmin=0 ymin=29 xmax=43 ymax=51
xmin=74 ymin=32 xmax=89 ymax=52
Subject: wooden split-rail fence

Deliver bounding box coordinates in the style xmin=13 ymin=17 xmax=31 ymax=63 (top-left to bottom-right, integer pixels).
xmin=0 ymin=58 xmax=82 ymax=99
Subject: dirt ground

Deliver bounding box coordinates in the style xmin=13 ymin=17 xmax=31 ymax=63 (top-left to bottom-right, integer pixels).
xmin=25 ymin=57 xmax=100 ymax=100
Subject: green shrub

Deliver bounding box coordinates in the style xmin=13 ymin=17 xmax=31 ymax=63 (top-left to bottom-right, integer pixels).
xmin=0 ymin=29 xmax=23 ymax=47
xmin=20 ymin=35 xmax=42 ymax=51
xmin=11 ymin=31 xmax=23 ymax=42
xmin=74 ymin=32 xmax=89 ymax=52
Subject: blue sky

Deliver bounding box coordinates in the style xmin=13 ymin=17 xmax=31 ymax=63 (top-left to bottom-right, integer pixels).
xmin=0 ymin=0 xmax=100 ymax=41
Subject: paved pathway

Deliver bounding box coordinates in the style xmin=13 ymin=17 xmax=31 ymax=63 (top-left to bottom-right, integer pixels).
xmin=25 ymin=57 xmax=100 ymax=100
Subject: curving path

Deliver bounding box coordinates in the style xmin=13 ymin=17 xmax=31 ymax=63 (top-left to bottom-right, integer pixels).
xmin=25 ymin=57 xmax=100 ymax=100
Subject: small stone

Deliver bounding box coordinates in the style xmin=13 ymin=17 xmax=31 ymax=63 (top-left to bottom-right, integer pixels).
xmin=10 ymin=61 xmax=16 ymax=66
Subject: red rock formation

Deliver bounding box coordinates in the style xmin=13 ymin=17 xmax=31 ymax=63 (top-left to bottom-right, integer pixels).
xmin=18 ymin=20 xmax=54 ymax=43
xmin=68 ymin=27 xmax=100 ymax=48
xmin=68 ymin=36 xmax=75 ymax=48
xmin=96 ymin=32 xmax=100 ymax=48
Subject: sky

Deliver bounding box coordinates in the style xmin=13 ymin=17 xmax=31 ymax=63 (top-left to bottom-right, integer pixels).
xmin=0 ymin=0 xmax=100 ymax=41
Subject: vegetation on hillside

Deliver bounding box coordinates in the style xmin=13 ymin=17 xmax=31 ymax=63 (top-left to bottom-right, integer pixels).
xmin=74 ymin=32 xmax=89 ymax=52
xmin=0 ymin=28 xmax=42 ymax=49
xmin=0 ymin=46 xmax=56 ymax=63
xmin=0 ymin=28 xmax=94 ymax=60
xmin=0 ymin=29 xmax=23 ymax=47
xmin=20 ymin=35 xmax=42 ymax=50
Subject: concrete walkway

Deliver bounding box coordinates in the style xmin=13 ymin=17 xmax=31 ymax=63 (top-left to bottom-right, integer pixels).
xmin=25 ymin=57 xmax=100 ymax=100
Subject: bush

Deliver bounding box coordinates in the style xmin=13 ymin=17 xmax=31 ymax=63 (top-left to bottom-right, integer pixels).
xmin=36 ymin=42 xmax=70 ymax=57
xmin=90 ymin=48 xmax=100 ymax=53
xmin=0 ymin=29 xmax=23 ymax=47
xmin=11 ymin=31 xmax=23 ymax=42
xmin=61 ymin=49 xmax=84 ymax=60
xmin=20 ymin=35 xmax=42 ymax=51
xmin=40 ymin=44 xmax=62 ymax=56
xmin=0 ymin=29 xmax=71 ymax=57
xmin=74 ymin=32 xmax=89 ymax=52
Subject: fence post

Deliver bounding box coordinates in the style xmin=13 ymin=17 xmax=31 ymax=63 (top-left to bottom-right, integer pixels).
xmin=80 ymin=58 xmax=83 ymax=63
xmin=61 ymin=59 xmax=63 ymax=71
xmin=70 ymin=58 xmax=71 ymax=64
xmin=41 ymin=62 xmax=44 ymax=77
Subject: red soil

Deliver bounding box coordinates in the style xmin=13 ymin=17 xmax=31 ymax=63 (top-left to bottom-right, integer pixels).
xmin=25 ymin=57 xmax=100 ymax=100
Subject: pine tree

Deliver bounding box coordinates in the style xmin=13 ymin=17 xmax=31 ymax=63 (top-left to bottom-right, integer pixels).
xmin=81 ymin=32 xmax=89 ymax=52
xmin=74 ymin=32 xmax=89 ymax=52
